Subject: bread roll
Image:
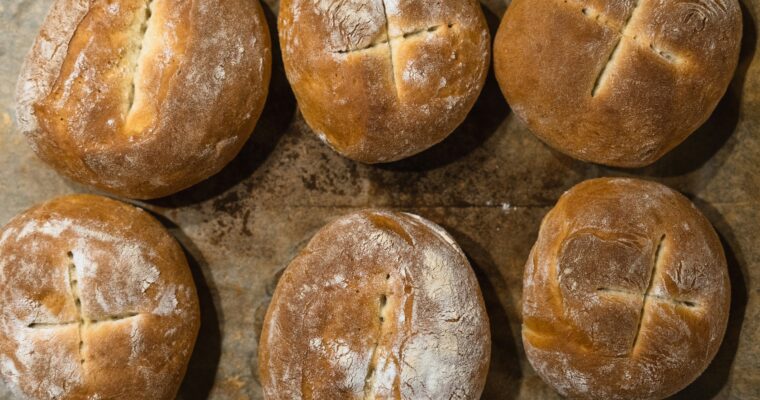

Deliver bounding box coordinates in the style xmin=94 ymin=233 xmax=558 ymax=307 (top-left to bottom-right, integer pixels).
xmin=16 ymin=0 xmax=272 ymax=199
xmin=259 ymin=210 xmax=491 ymax=399
xmin=278 ymin=0 xmax=490 ymax=163
xmin=0 ymin=195 xmax=200 ymax=399
xmin=523 ymin=178 xmax=729 ymax=399
xmin=494 ymin=0 xmax=742 ymax=167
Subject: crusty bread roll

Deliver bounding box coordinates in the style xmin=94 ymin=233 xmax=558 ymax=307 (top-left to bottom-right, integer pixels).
xmin=494 ymin=0 xmax=742 ymax=167
xmin=278 ymin=0 xmax=490 ymax=163
xmin=0 ymin=195 xmax=200 ymax=399
xmin=523 ymin=178 xmax=729 ymax=399
xmin=259 ymin=210 xmax=491 ymax=399
xmin=16 ymin=0 xmax=272 ymax=199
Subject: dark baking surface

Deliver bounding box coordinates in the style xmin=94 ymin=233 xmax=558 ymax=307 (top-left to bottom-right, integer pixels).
xmin=0 ymin=0 xmax=757 ymax=398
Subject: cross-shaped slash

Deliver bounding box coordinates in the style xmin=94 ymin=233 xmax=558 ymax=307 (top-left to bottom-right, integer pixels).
xmin=27 ymin=252 xmax=141 ymax=364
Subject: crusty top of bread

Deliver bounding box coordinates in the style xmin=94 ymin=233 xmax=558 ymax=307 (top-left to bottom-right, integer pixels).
xmin=0 ymin=195 xmax=200 ymax=399
xmin=523 ymin=178 xmax=729 ymax=399
xmin=494 ymin=0 xmax=742 ymax=167
xmin=259 ymin=210 xmax=490 ymax=399
xmin=16 ymin=0 xmax=271 ymax=199
xmin=279 ymin=0 xmax=490 ymax=163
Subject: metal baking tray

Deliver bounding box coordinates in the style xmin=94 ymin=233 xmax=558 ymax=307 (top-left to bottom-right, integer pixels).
xmin=0 ymin=0 xmax=757 ymax=398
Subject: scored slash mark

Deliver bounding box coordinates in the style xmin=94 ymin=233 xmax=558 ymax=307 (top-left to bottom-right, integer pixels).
xmin=583 ymin=0 xmax=682 ymax=96
xmin=332 ymin=1 xmax=456 ymax=98
xmin=597 ymin=235 xmax=700 ymax=354
xmin=380 ymin=0 xmax=398 ymax=97
xmin=127 ymin=0 xmax=154 ymax=115
xmin=334 ymin=25 xmax=450 ymax=54
xmin=591 ymin=0 xmax=643 ymax=96
xmin=364 ymin=274 xmax=392 ymax=398
xmin=69 ymin=252 xmax=85 ymax=364
xmin=27 ymin=252 xmax=141 ymax=365
xmin=596 ymin=287 xmax=698 ymax=308
xmin=629 ymin=234 xmax=666 ymax=353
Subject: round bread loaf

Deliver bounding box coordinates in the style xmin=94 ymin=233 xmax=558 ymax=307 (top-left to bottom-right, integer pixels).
xmin=16 ymin=0 xmax=272 ymax=199
xmin=494 ymin=0 xmax=742 ymax=167
xmin=278 ymin=0 xmax=490 ymax=163
xmin=259 ymin=210 xmax=491 ymax=398
xmin=0 ymin=195 xmax=200 ymax=399
xmin=523 ymin=178 xmax=729 ymax=399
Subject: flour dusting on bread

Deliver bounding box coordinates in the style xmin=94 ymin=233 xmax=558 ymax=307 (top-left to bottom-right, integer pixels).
xmin=0 ymin=195 xmax=200 ymax=399
xmin=16 ymin=0 xmax=272 ymax=199
xmin=259 ymin=210 xmax=490 ymax=399
xmin=523 ymin=178 xmax=729 ymax=399
xmin=279 ymin=0 xmax=490 ymax=163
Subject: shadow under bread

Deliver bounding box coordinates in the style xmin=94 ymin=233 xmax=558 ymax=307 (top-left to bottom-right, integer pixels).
xmin=377 ymin=4 xmax=510 ymax=172
xmin=146 ymin=212 xmax=223 ymax=400
xmin=443 ymin=225 xmax=524 ymax=400
xmin=629 ymin=1 xmax=756 ymax=179
xmin=670 ymin=197 xmax=749 ymax=399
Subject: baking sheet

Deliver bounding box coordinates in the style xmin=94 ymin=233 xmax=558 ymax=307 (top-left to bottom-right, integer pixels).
xmin=0 ymin=0 xmax=758 ymax=398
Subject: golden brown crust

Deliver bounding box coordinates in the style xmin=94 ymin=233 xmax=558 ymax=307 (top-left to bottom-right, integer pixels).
xmin=259 ymin=210 xmax=491 ymax=399
xmin=0 ymin=195 xmax=200 ymax=399
xmin=523 ymin=178 xmax=729 ymax=399
xmin=278 ymin=0 xmax=490 ymax=163
xmin=16 ymin=0 xmax=272 ymax=199
xmin=494 ymin=0 xmax=742 ymax=167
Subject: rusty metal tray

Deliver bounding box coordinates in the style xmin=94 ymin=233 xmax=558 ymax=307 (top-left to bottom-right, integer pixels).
xmin=1 ymin=0 xmax=758 ymax=398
